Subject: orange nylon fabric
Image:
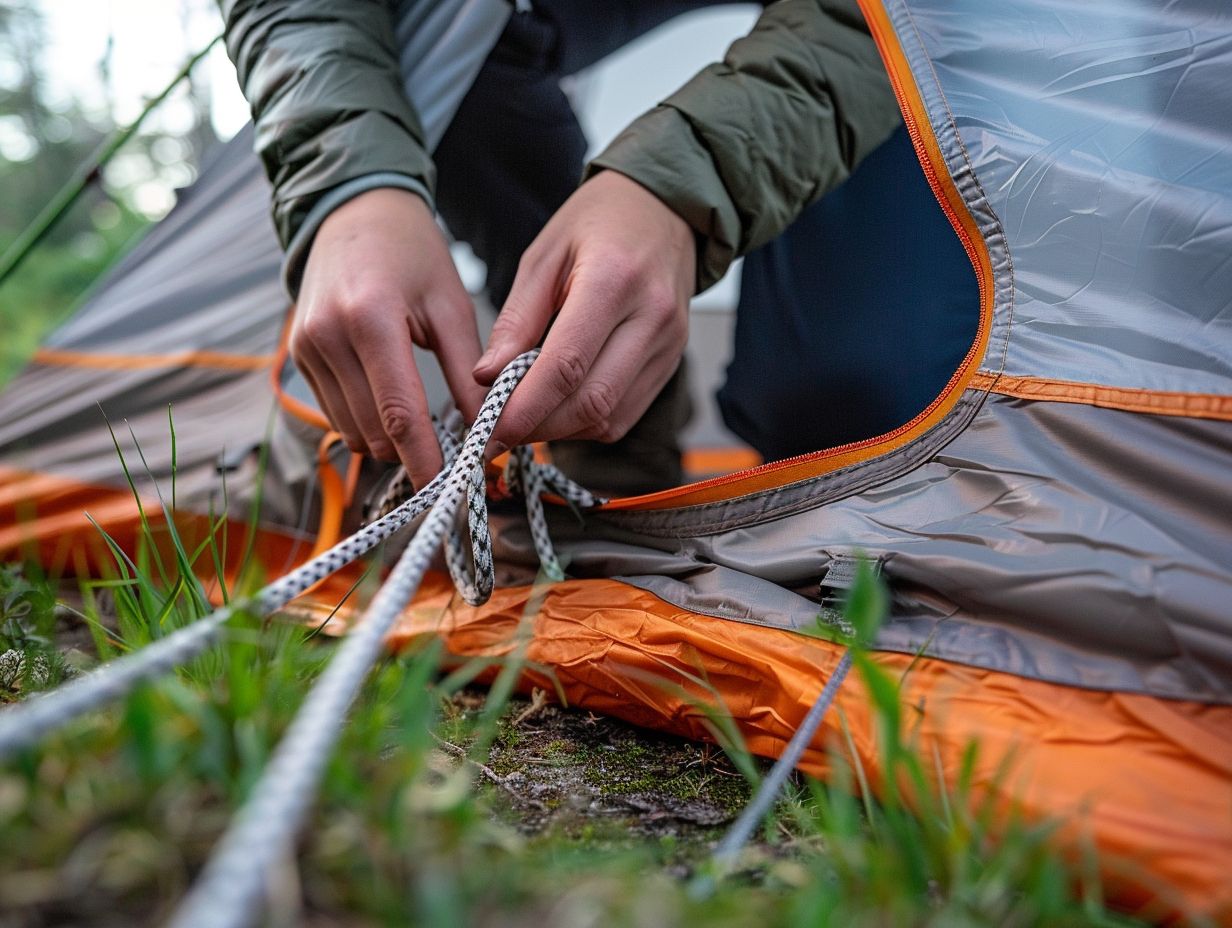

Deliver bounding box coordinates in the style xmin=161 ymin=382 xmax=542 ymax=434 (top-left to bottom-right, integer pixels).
xmin=0 ymin=465 xmax=315 ymax=589
xmin=319 ymin=576 xmax=1232 ymax=923
xmin=310 ymin=433 xmax=348 ymax=559
xmin=680 ymin=447 xmax=762 ymax=478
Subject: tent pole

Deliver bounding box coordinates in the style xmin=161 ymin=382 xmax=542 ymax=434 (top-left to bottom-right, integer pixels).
xmin=0 ymin=34 xmax=222 ymax=290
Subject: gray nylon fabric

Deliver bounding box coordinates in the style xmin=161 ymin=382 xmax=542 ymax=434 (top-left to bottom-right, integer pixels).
xmin=3 ymin=0 xmax=1230 ymax=715
xmin=0 ymin=127 xmax=298 ymax=524
xmin=44 ymin=125 xmax=284 ymax=354
xmin=494 ymin=392 xmax=1232 ymax=704
xmin=900 ymin=0 xmax=1232 ymax=394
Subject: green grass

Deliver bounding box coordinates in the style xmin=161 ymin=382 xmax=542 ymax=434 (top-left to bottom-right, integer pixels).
xmin=0 ymin=452 xmax=1161 ymax=926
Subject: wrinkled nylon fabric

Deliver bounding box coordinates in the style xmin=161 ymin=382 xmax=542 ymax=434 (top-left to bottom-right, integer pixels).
xmin=901 ymin=0 xmax=1232 ymax=395
xmin=1 ymin=1 xmax=1229 ymax=917
xmin=496 ymin=393 xmax=1232 ymax=704
xmin=363 ymin=575 xmax=1232 ymax=921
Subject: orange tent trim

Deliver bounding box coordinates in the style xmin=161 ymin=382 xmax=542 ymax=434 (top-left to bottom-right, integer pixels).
xmin=971 ymin=371 xmax=1232 ymax=422
xmin=31 ymin=348 xmax=275 ymax=372
xmin=345 ymin=576 xmax=1232 ymax=923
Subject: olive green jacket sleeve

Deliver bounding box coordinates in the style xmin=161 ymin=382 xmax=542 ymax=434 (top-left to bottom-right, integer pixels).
xmin=586 ymin=0 xmax=902 ymax=292
xmin=221 ymin=0 xmax=436 ymax=294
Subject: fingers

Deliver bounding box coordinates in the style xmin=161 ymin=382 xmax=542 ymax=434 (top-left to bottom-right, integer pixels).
xmin=427 ymin=290 xmax=488 ymax=423
xmin=487 ymin=270 xmax=615 ymax=452
xmin=291 ymin=186 xmax=492 ymax=489
xmin=489 ymin=262 xmax=688 ymax=452
xmin=529 ymin=320 xmax=672 ymax=444
xmin=295 ymin=311 xmax=442 ymax=487
xmin=292 ymin=336 xmax=363 ymax=447
xmin=475 ymin=171 xmax=695 ymax=451
xmin=353 ymin=323 xmax=442 ymax=489
xmin=472 ymin=247 xmax=563 ymax=386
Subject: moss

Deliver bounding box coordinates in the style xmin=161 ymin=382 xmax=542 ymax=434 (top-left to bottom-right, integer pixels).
xmin=472 ymin=690 xmax=758 ymax=865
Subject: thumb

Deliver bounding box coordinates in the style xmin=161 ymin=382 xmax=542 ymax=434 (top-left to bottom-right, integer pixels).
xmin=473 ymin=250 xmax=561 ymax=385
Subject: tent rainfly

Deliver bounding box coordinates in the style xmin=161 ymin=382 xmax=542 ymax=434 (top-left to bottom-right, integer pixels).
xmin=1 ymin=0 xmax=1229 ymax=920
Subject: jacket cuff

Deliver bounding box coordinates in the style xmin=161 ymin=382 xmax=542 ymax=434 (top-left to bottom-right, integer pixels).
xmin=586 ymin=106 xmax=740 ymax=294
xmin=282 ymin=172 xmax=433 ymax=297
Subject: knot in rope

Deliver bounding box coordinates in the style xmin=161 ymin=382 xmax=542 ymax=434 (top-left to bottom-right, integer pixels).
xmin=368 ymin=396 xmax=605 ymax=607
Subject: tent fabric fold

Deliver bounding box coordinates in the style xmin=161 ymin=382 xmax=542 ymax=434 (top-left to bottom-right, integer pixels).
xmin=2 ymin=0 xmax=1230 ymax=917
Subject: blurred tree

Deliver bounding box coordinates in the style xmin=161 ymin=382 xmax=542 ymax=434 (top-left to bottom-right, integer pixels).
xmin=0 ymin=1 xmax=217 ymax=386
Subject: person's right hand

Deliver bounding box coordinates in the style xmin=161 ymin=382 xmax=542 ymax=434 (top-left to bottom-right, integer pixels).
xmin=291 ymin=188 xmax=488 ymax=490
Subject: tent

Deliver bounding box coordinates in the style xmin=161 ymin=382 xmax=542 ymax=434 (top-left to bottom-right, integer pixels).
xmin=2 ymin=0 xmax=1229 ymax=919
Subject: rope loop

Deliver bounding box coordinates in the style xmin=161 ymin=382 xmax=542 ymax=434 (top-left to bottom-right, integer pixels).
xmin=375 ymin=407 xmax=607 ymax=605
xmin=0 ymin=350 xmax=602 ymax=761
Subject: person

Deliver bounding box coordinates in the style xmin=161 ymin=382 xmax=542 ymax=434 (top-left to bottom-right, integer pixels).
xmin=222 ymin=0 xmax=912 ymax=494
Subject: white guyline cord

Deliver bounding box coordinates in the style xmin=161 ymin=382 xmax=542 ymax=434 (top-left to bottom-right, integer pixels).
xmin=0 ymin=348 xmax=851 ymax=925
xmin=0 ymin=485 xmax=434 ymax=759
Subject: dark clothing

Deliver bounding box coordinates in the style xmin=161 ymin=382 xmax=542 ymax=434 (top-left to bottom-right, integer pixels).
xmin=222 ymin=0 xmax=900 ymax=295
xmin=719 ymin=126 xmax=978 ymax=460
xmin=225 ymin=0 xmax=972 ymax=480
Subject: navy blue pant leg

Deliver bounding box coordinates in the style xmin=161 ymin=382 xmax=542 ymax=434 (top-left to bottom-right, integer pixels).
xmin=718 ymin=125 xmax=979 ymax=462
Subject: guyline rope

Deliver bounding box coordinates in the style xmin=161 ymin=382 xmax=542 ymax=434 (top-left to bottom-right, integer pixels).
xmin=2 ymin=348 xmax=848 ymax=927
xmin=709 ymin=649 xmax=852 ymax=872
xmin=0 ymin=351 xmax=598 ymax=762
xmin=168 ymin=349 xmax=603 ymax=928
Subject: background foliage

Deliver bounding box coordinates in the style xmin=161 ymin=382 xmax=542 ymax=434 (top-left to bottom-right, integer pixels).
xmin=0 ymin=1 xmax=218 ymax=386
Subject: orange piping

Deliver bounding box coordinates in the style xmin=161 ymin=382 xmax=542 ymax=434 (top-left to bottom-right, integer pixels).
xmin=310 ymin=432 xmax=347 ymax=559
xmin=32 ymin=347 xmax=275 ymax=372
xmin=601 ymin=2 xmax=995 ymax=512
xmin=270 ymin=309 xmax=331 ymax=432
xmin=972 ymin=372 xmax=1232 ymax=422
xmin=343 ymin=451 xmax=364 ymax=508
xmin=682 ymin=447 xmax=762 ymax=476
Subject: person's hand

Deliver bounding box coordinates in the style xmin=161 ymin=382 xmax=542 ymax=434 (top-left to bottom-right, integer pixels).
xmin=472 ymin=170 xmax=696 ymax=454
xmin=291 ymin=188 xmax=488 ymax=489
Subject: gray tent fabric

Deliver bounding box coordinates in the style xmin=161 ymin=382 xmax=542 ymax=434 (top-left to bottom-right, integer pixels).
xmin=0 ymin=126 xmax=297 ymax=528
xmin=502 ymin=391 xmax=1232 ymax=703
xmin=1 ymin=0 xmax=1229 ymax=712
xmin=2 ymin=4 xmax=1229 ymax=916
xmin=484 ymin=0 xmax=1232 ymax=706
xmin=904 ymin=0 xmax=1232 ymax=395
xmin=42 ymin=127 xmax=285 ymax=357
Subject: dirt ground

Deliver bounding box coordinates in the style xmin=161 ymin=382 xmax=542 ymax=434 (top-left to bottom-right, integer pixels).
xmin=438 ymin=688 xmax=758 ymax=865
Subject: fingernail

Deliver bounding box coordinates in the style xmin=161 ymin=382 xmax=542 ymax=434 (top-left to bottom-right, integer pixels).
xmin=474 ymin=349 xmax=495 ymax=373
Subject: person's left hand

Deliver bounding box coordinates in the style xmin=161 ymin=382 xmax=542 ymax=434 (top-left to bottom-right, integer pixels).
xmin=472 ymin=170 xmax=696 ymax=454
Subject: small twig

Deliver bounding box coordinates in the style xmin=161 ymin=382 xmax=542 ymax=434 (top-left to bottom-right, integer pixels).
xmin=429 ymin=731 xmax=511 ymax=790
xmin=428 ymin=731 xmax=550 ymax=813
xmin=512 ymin=687 xmax=548 ymax=726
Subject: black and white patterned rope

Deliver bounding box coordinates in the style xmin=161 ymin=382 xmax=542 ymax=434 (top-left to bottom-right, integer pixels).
xmin=0 ymin=350 xmax=601 ymax=764
xmin=168 ymin=350 xmax=605 ymax=928
xmin=0 ymin=471 xmax=444 ymax=761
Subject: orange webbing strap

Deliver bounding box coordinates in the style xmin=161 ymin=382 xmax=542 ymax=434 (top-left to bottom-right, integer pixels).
xmin=310 ymin=432 xmax=348 ymax=559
